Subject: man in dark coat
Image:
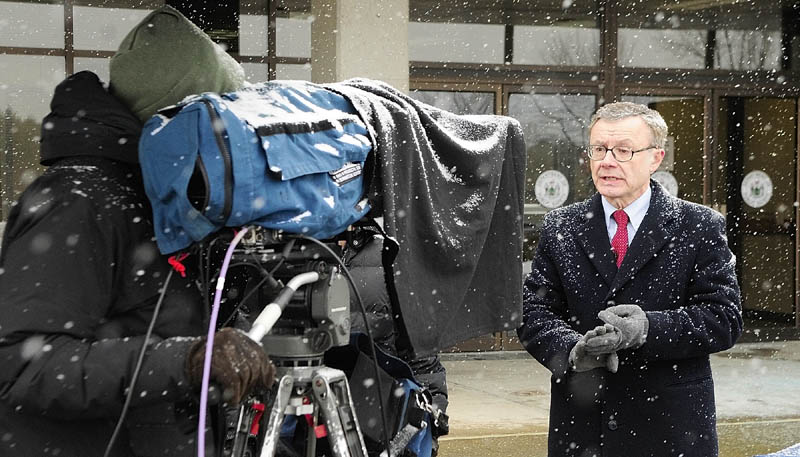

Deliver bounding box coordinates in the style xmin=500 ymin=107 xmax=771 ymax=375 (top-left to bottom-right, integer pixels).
xmin=517 ymin=102 xmax=742 ymax=457
xmin=0 ymin=71 xmax=272 ymax=457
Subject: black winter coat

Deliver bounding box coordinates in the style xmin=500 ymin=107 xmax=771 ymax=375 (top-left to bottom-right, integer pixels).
xmin=0 ymin=72 xmax=206 ymax=457
xmin=517 ymin=181 xmax=742 ymax=457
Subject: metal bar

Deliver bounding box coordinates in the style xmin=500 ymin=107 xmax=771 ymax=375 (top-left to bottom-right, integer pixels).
xmin=619 ymin=86 xmax=717 ymax=97
xmin=268 ymin=0 xmax=277 ymax=80
xmin=311 ymin=368 xmax=367 ymax=457
xmin=710 ymin=93 xmax=720 ymax=211
xmin=703 ymin=93 xmax=713 ymax=205
xmin=618 ymin=80 xmax=800 ymax=98
xmin=257 ymin=374 xmax=294 ymax=457
xmin=64 ymin=0 xmax=74 ymax=76
xmin=796 ymin=97 xmax=800 ymax=327
xmin=705 ymin=29 xmax=716 ymax=70
xmin=72 ymin=50 xmax=115 ymax=58
xmin=410 ymin=60 xmax=800 ymax=95
xmin=411 ymin=71 xmax=603 ymax=88
xmin=600 ymin=0 xmax=617 ymax=104
xmin=726 ymin=97 xmax=745 ymax=286
xmin=502 ymin=0 xmax=514 ymax=65
xmin=496 ymin=84 xmax=504 ymax=116
xmin=502 ymin=84 xmax=601 ymax=96
xmin=2 ymin=109 xmax=13 ymax=221
xmin=781 ymin=4 xmax=799 ymax=71
xmin=0 ymin=46 xmax=66 ymax=56
xmin=410 ymin=81 xmax=500 ymax=92
xmin=411 ymin=61 xmax=602 ymax=74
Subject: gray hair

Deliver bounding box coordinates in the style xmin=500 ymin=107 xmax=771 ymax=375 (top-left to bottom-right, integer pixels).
xmin=589 ymin=102 xmax=668 ymax=149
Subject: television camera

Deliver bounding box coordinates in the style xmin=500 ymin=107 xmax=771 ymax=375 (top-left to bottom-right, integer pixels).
xmin=199 ymin=227 xmax=399 ymax=457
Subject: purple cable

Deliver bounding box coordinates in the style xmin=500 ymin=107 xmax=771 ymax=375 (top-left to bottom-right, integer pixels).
xmin=198 ymin=227 xmax=249 ymax=457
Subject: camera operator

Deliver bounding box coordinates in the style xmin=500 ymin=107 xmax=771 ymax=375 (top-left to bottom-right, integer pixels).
xmin=0 ymin=7 xmax=275 ymax=457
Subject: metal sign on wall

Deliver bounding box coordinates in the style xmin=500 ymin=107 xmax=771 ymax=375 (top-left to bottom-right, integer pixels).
xmin=534 ymin=170 xmax=569 ymax=208
xmin=741 ymin=170 xmax=773 ymax=208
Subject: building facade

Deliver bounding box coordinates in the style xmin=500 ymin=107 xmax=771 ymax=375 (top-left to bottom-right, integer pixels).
xmin=2 ymin=0 xmax=799 ymax=341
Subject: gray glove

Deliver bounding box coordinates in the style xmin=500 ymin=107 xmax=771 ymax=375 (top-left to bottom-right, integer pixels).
xmin=583 ymin=323 xmax=623 ymax=354
xmin=596 ymin=304 xmax=649 ymax=351
xmin=569 ymin=339 xmax=619 ymax=373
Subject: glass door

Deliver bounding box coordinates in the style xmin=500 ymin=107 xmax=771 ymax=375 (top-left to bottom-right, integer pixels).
xmin=714 ymin=97 xmax=798 ymax=330
xmin=506 ymin=91 xmax=598 ymax=262
xmin=621 ymin=96 xmax=705 ymax=204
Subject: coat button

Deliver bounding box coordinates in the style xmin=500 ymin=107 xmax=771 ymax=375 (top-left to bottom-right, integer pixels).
xmin=608 ymin=420 xmax=618 ymax=431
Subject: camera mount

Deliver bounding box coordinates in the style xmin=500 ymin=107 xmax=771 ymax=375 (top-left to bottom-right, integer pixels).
xmin=212 ymin=228 xmax=368 ymax=457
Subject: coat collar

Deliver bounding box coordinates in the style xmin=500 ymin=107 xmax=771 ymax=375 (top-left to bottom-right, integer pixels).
xmin=576 ymin=181 xmax=680 ymax=297
xmin=576 ymin=195 xmax=618 ymax=287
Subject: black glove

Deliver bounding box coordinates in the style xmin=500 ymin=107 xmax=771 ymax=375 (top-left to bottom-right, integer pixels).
xmin=186 ymin=327 xmax=276 ymax=405
xmin=569 ymin=339 xmax=618 ymax=373
xmin=597 ymin=304 xmax=649 ymax=351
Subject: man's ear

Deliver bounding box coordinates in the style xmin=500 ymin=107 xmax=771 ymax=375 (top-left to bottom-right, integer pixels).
xmin=650 ymin=148 xmax=665 ymax=173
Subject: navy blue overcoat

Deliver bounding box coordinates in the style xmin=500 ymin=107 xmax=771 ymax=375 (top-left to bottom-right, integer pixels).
xmin=518 ymin=180 xmax=742 ymax=457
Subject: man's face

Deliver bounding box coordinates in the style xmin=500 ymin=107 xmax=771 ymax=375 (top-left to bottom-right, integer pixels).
xmin=589 ymin=116 xmax=665 ymax=209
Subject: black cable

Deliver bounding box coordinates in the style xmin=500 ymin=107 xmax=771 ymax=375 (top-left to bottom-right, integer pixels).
xmin=218 ymin=240 xmax=294 ymax=328
xmin=205 ymin=237 xmax=224 ymax=293
xmin=219 ymin=266 xmax=272 ymax=328
xmin=103 ymin=268 xmax=174 ymax=457
xmin=297 ymin=235 xmax=393 ymax=457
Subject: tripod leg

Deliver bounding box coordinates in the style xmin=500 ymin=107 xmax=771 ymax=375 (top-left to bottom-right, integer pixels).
xmin=257 ymin=374 xmax=294 ymax=457
xmin=311 ymin=368 xmax=368 ymax=457
xmin=229 ymin=404 xmax=250 ymax=457
xmin=305 ymin=409 xmax=317 ymax=457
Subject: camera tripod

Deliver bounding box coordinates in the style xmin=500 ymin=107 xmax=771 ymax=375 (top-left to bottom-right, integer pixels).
xmin=218 ymin=232 xmax=369 ymax=457
xmin=253 ymin=365 xmax=366 ymax=457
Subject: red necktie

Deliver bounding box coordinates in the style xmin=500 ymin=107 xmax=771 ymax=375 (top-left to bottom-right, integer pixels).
xmin=611 ymin=210 xmax=629 ymax=267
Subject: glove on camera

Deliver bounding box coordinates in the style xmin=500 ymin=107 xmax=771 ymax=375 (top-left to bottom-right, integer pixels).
xmin=596 ymin=304 xmax=649 ymax=351
xmin=185 ymin=327 xmax=276 ymax=405
xmin=569 ymin=339 xmax=618 ymax=373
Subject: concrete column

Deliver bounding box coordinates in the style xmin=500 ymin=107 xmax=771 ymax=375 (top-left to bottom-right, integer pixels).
xmin=311 ymin=0 xmax=409 ymax=92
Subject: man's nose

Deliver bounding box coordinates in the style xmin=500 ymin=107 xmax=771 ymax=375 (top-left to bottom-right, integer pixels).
xmin=599 ymin=150 xmax=618 ymax=166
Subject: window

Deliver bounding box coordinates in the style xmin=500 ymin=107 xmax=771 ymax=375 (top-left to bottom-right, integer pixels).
xmin=409 ymin=0 xmax=600 ymax=66
xmin=73 ymin=6 xmax=155 ymax=52
xmin=409 ymin=22 xmax=505 ymax=64
xmin=507 ymin=92 xmax=597 ymax=260
xmin=0 ymin=2 xmax=63 ymax=48
xmin=514 ymin=24 xmax=599 ymax=66
xmin=0 ymin=0 xmax=275 ymax=220
xmin=0 ymin=55 xmax=64 ymax=220
xmin=618 ymin=1 xmax=792 ymax=70
xmin=407 ymin=90 xmax=494 ymax=115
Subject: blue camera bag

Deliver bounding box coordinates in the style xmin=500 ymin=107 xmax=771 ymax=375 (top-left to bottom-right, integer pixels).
xmin=139 ymin=81 xmax=372 ymax=254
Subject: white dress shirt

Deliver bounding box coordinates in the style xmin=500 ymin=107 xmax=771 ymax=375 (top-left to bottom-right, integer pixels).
xmin=601 ymin=186 xmax=652 ymax=246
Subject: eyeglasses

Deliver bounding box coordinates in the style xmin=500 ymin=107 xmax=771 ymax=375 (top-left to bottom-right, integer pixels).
xmin=586 ymin=145 xmax=657 ymax=162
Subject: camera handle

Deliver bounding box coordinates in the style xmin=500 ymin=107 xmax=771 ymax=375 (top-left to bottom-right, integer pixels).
xmin=246 ymin=271 xmax=320 ymax=342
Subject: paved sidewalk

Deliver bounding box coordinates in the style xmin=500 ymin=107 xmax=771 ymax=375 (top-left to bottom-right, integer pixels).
xmin=437 ymin=341 xmax=800 ymax=457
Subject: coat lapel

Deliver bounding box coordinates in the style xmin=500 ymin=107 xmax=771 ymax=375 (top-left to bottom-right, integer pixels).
xmin=576 ymin=194 xmax=617 ymax=287
xmin=606 ymin=182 xmax=679 ymax=299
